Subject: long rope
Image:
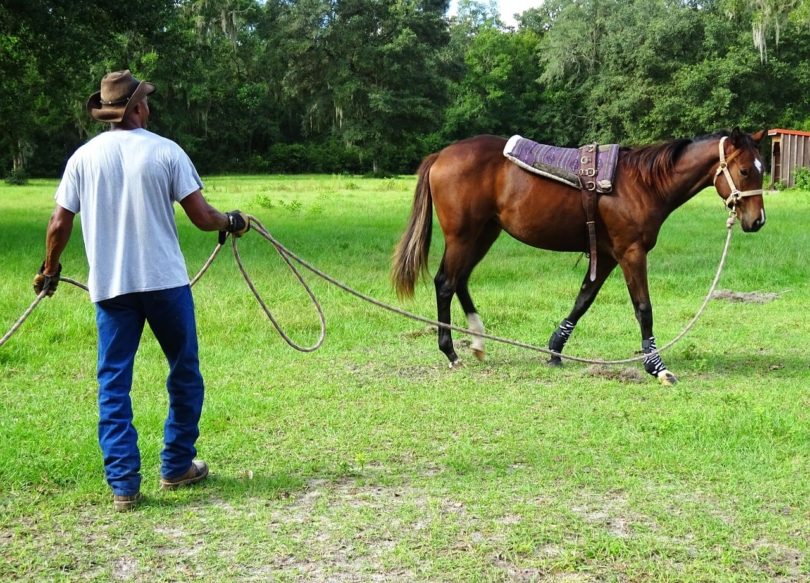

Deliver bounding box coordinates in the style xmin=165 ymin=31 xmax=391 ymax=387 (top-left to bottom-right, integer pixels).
xmin=0 ymin=290 xmax=48 ymax=348
xmin=0 ymin=251 xmax=216 ymax=349
xmin=1 ymin=213 xmax=736 ymax=364
xmin=245 ymin=214 xmax=737 ymax=365
xmin=0 ymin=277 xmax=87 ymax=348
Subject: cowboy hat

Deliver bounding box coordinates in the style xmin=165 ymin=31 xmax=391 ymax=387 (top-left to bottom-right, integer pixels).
xmin=86 ymin=70 xmax=156 ymax=123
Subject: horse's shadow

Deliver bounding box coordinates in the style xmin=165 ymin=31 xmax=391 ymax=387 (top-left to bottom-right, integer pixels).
xmin=450 ymin=347 xmax=807 ymax=384
xmin=668 ymin=351 xmax=808 ymax=378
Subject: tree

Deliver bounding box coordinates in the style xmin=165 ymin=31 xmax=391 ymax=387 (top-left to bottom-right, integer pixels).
xmin=0 ymin=0 xmax=173 ymax=177
xmin=722 ymin=0 xmax=805 ymax=61
xmin=282 ymin=0 xmax=452 ymax=173
xmin=526 ymin=0 xmax=784 ymax=144
xmin=442 ymin=25 xmax=545 ymax=140
xmin=147 ymin=0 xmax=283 ymax=172
xmin=4 ymin=0 xmax=810 ymax=177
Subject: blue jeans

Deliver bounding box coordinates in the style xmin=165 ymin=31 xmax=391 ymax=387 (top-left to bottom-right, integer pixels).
xmin=95 ymin=285 xmax=204 ymax=496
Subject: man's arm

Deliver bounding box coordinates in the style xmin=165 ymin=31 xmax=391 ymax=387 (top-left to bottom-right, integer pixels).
xmin=179 ymin=190 xmax=250 ymax=239
xmin=44 ymin=205 xmax=75 ymax=273
xmin=178 ymin=190 xmax=229 ymax=231
xmin=33 ymin=205 xmax=74 ymax=296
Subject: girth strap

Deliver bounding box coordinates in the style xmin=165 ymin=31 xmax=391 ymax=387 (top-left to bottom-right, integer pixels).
xmin=579 ymin=144 xmax=599 ymax=282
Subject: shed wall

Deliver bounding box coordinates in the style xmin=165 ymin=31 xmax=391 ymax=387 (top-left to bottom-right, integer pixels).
xmin=770 ymin=131 xmax=810 ymax=187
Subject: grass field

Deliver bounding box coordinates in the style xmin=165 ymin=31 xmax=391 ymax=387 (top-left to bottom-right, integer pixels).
xmin=0 ymin=175 xmax=808 ymax=581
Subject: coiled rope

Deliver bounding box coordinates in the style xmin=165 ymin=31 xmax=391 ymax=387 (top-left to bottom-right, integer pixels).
xmin=1 ymin=212 xmax=737 ymax=365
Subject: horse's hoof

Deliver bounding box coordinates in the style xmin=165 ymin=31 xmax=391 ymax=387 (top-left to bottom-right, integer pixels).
xmin=548 ymin=356 xmax=563 ymax=367
xmin=449 ymin=359 xmax=463 ymax=369
xmin=473 ymin=349 xmax=485 ymax=362
xmin=657 ymin=370 xmax=677 ymax=386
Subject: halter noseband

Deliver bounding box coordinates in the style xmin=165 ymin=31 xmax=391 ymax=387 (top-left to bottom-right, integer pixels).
xmin=715 ymin=136 xmax=763 ymax=209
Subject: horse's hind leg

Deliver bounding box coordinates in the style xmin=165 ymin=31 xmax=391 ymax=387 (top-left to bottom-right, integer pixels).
xmin=548 ymin=254 xmax=617 ymax=366
xmin=455 ymin=275 xmax=485 ymax=361
xmin=435 ymin=256 xmax=460 ymax=366
xmin=435 ymin=222 xmax=501 ymax=366
xmin=455 ymin=223 xmax=501 ymax=361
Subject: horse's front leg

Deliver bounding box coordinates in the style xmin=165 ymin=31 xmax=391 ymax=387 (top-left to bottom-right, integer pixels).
xmin=618 ymin=246 xmax=677 ymax=385
xmin=548 ymin=254 xmax=617 ymax=366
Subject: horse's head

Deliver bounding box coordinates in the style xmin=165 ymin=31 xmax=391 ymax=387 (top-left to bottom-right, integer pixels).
xmin=714 ymin=128 xmax=767 ymax=232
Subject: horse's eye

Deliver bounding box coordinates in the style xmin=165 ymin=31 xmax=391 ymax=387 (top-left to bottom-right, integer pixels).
xmin=740 ymin=168 xmax=750 ymax=177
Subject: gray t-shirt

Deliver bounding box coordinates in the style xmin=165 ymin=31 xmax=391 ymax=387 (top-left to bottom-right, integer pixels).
xmin=55 ymin=128 xmax=203 ymax=302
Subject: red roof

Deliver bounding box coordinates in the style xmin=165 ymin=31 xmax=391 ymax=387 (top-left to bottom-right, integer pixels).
xmin=768 ymin=128 xmax=810 ymax=137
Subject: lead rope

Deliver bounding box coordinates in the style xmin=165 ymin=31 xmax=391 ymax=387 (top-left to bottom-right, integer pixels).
xmin=243 ymin=213 xmax=736 ymax=365
xmin=2 ymin=212 xmax=735 ymax=365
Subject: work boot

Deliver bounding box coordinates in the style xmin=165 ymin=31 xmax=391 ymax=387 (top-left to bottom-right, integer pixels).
xmin=160 ymin=460 xmax=209 ymax=490
xmin=113 ymin=492 xmax=143 ymax=512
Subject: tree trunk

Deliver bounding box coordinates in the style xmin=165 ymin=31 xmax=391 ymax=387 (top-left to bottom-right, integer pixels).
xmin=12 ymin=139 xmax=26 ymax=173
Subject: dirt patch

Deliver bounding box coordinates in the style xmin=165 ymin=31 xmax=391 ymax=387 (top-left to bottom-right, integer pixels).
xmin=265 ymin=478 xmax=430 ymax=579
xmin=586 ymin=365 xmax=646 ymax=383
xmin=490 ymin=557 xmax=549 ymax=581
xmin=569 ymin=488 xmax=658 ymax=541
xmin=402 ymin=326 xmax=437 ymax=339
xmin=746 ymin=540 xmax=805 ymax=581
xmin=711 ymin=289 xmax=780 ymax=303
xmin=112 ymin=556 xmax=139 ymax=580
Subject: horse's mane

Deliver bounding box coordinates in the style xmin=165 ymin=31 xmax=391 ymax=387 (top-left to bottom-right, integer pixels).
xmin=619 ymin=131 xmax=729 ymax=198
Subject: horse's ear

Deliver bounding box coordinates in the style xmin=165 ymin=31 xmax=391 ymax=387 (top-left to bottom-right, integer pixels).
xmin=751 ymin=129 xmax=766 ymax=145
xmin=729 ymin=127 xmax=748 ymax=148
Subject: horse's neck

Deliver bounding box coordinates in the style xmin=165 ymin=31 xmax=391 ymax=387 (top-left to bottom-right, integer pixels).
xmin=665 ymin=139 xmax=719 ymax=211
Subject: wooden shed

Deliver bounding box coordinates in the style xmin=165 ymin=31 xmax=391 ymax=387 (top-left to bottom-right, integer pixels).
xmin=768 ymin=128 xmax=810 ymax=188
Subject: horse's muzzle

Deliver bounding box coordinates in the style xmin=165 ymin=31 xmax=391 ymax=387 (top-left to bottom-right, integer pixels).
xmin=742 ymin=208 xmax=766 ymax=232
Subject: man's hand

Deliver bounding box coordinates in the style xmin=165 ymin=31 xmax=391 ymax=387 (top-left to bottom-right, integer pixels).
xmin=226 ymin=211 xmax=250 ymax=236
xmin=218 ymin=210 xmax=250 ymax=244
xmin=33 ymin=262 xmax=62 ymax=296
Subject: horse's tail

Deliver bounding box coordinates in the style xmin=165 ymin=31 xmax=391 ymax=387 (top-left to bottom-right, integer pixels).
xmin=392 ymin=152 xmax=439 ymax=299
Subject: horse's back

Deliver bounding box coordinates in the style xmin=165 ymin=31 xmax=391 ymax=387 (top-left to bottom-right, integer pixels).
xmin=429 ymin=135 xmax=586 ymax=251
xmin=431 ymin=135 xmax=508 ymax=184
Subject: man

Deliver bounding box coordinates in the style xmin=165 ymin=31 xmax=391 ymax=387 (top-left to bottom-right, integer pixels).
xmin=34 ymin=70 xmax=248 ymax=512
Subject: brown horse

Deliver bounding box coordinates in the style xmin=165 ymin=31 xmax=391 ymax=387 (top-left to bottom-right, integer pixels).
xmin=392 ymin=129 xmax=766 ymax=384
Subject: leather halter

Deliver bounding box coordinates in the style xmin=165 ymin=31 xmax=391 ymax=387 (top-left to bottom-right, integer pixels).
xmin=714 ymin=136 xmax=763 ymax=209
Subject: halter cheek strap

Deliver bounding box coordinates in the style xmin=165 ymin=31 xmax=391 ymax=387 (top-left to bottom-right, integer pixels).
xmin=715 ymin=136 xmax=763 ymax=209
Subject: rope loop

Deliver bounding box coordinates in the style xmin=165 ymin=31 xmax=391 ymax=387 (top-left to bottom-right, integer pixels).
xmin=230 ymin=217 xmax=326 ymax=352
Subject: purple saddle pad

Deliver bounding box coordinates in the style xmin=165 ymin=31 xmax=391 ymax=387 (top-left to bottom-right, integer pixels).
xmin=503 ymin=135 xmax=620 ymax=193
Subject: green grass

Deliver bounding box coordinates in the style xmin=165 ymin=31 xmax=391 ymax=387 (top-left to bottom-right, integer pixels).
xmin=1 ymin=176 xmax=808 ymax=581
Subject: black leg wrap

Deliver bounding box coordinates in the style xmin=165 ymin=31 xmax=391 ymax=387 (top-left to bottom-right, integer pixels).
xmin=548 ymin=319 xmax=575 ymax=363
xmin=642 ymin=336 xmax=667 ymax=377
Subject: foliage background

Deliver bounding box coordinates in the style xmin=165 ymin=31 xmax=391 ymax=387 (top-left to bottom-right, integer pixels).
xmin=3 ymin=0 xmax=810 ymax=177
